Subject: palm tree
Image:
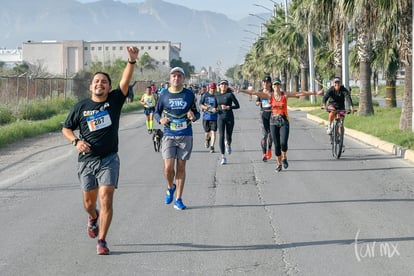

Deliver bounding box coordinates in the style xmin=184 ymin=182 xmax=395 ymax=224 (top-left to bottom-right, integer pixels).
xmin=396 ymin=0 xmax=412 ymax=130
xmin=316 ymin=0 xmax=350 ymax=81
xmin=371 ymin=36 xmax=400 ymax=108
xmin=341 ymin=0 xmax=379 ymax=116
xmin=138 ymin=52 xmax=156 ymax=74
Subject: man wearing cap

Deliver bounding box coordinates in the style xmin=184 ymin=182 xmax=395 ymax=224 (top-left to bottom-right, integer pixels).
xmin=322 ymin=77 xmax=354 ymax=134
xmin=154 ymin=67 xmax=200 ymax=210
xmin=256 ymin=76 xmax=274 ymax=162
xmin=199 ymin=82 xmax=218 ymax=153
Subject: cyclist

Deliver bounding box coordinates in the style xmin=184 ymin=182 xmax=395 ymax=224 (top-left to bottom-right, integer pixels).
xmin=322 ymin=77 xmax=354 ymax=134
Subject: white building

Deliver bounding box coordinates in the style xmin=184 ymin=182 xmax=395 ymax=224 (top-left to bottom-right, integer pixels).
xmin=0 ymin=48 xmax=23 ymax=68
xmin=20 ymin=40 xmax=181 ymax=76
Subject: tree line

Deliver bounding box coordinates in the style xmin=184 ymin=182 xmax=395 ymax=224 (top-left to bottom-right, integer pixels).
xmin=226 ymin=0 xmax=411 ymax=131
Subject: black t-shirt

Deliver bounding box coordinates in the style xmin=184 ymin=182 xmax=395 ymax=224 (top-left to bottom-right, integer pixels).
xmin=215 ymin=90 xmax=240 ymax=120
xmin=322 ymin=85 xmax=353 ymax=109
xmin=63 ymin=89 xmax=126 ymax=161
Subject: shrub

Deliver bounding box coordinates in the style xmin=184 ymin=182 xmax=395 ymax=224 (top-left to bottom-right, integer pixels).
xmin=0 ymin=106 xmax=15 ymax=125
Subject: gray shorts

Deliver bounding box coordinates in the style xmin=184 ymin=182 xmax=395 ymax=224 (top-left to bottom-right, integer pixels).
xmin=162 ymin=136 xmax=193 ymax=160
xmin=77 ymin=152 xmax=120 ymax=191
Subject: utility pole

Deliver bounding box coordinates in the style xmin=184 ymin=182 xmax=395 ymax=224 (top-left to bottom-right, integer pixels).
xmin=342 ymin=27 xmax=350 ymax=92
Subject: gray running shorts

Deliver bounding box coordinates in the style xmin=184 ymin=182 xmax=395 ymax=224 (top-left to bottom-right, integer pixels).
xmin=77 ymin=152 xmax=120 ymax=191
xmin=161 ymin=136 xmax=193 ymax=160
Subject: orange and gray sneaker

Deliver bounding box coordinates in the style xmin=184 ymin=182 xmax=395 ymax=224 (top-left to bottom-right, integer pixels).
xmin=97 ymin=239 xmax=110 ymax=255
xmin=266 ymin=149 xmax=272 ymax=160
xmin=87 ymin=210 xmax=99 ymax=239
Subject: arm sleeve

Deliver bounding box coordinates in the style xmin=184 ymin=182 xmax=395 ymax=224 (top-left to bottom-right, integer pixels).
xmin=231 ymin=93 xmax=240 ymax=110
xmin=62 ymin=106 xmax=79 ymax=130
xmin=322 ymin=88 xmax=331 ymax=104
xmin=190 ymin=97 xmax=201 ymax=121
xmin=345 ymin=89 xmax=354 ymax=108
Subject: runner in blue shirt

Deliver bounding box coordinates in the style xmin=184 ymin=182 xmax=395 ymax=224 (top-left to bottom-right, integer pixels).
xmin=154 ymin=67 xmax=200 ymax=210
xmin=199 ymin=82 xmax=218 ymax=153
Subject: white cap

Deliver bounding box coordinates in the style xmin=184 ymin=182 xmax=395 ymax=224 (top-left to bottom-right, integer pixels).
xmin=170 ymin=67 xmax=185 ymax=75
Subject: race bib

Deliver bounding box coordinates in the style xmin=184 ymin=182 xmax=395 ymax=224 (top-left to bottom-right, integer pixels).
xmin=170 ymin=118 xmax=188 ymax=131
xmin=146 ymin=99 xmax=154 ymax=107
xmin=262 ymin=99 xmax=271 ymax=108
xmin=87 ymin=110 xmax=112 ymax=132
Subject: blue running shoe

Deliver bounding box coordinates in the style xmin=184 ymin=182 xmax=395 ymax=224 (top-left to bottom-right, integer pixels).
xmin=220 ymin=157 xmax=227 ymax=165
xmin=174 ymin=198 xmax=186 ymax=210
xmin=165 ymin=184 xmax=176 ymax=204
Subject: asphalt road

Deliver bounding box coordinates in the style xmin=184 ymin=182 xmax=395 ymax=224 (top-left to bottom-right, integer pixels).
xmin=1 ymin=93 xmax=414 ymax=275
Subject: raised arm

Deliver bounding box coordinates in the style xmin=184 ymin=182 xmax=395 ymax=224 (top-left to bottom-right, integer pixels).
xmin=286 ymin=88 xmax=324 ymax=98
xmin=237 ymin=88 xmax=271 ymax=99
xmin=119 ymin=46 xmax=139 ymax=96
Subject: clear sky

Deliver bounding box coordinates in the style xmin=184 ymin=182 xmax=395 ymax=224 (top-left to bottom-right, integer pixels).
xmin=77 ymin=0 xmax=282 ymax=20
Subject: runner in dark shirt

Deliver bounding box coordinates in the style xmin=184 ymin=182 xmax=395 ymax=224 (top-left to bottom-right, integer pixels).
xmin=62 ymin=46 xmax=139 ymax=255
xmin=215 ymin=80 xmax=240 ymax=165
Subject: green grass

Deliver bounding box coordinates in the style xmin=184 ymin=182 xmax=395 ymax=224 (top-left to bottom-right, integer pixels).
xmin=306 ymin=104 xmax=414 ymax=150
xmin=0 ymin=94 xmax=144 ymax=149
xmin=0 ymin=114 xmax=67 ymax=148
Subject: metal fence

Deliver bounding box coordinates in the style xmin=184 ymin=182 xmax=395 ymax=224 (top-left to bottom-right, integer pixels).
xmin=0 ymin=76 xmax=153 ymax=106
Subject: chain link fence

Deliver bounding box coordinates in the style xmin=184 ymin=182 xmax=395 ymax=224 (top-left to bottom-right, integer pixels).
xmin=0 ymin=76 xmax=153 ymax=106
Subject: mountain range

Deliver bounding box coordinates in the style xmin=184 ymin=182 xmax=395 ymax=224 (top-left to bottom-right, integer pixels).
xmin=0 ymin=0 xmax=270 ymax=72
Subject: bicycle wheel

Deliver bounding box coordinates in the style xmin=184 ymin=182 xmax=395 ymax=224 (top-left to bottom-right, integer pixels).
xmin=336 ymin=122 xmax=345 ymax=158
xmin=333 ymin=120 xmax=344 ymax=159
xmin=331 ymin=121 xmax=338 ymax=158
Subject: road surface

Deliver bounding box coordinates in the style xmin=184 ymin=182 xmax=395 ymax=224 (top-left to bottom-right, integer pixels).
xmin=1 ymin=93 xmax=413 ymax=275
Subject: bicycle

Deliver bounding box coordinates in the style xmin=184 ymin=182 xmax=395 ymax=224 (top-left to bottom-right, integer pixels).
xmin=323 ymin=108 xmax=354 ymax=159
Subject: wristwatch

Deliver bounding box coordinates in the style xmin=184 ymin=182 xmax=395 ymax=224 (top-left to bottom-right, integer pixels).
xmin=71 ymin=138 xmax=80 ymax=146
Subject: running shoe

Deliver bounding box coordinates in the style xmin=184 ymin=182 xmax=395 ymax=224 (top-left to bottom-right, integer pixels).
xmin=282 ymin=159 xmax=289 ymax=169
xmin=165 ymin=184 xmax=176 ymax=204
xmin=262 ymin=154 xmax=267 ymax=162
xmin=220 ymin=157 xmax=227 ymax=165
xmin=210 ymin=146 xmax=215 ymax=153
xmin=87 ymin=210 xmax=99 ymax=239
xmin=266 ymin=149 xmax=272 ymax=160
xmin=226 ymin=144 xmax=232 ymax=155
xmin=275 ymin=165 xmax=282 ymax=172
xmin=326 ymin=124 xmax=332 ymax=135
xmin=97 ymin=239 xmax=110 ymax=255
xmin=148 ymin=129 xmax=153 ymax=134
xmin=205 ymin=137 xmax=211 ymax=148
xmin=174 ymin=198 xmax=187 ymax=210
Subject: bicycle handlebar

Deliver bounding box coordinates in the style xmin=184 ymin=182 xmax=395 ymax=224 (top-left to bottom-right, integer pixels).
xmin=320 ymin=107 xmax=357 ymax=114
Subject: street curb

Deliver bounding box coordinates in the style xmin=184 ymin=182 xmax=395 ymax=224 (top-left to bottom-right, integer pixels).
xmin=306 ymin=113 xmax=414 ymax=164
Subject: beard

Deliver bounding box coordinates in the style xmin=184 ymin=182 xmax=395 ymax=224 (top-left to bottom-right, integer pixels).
xmin=93 ymin=88 xmax=107 ymax=97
